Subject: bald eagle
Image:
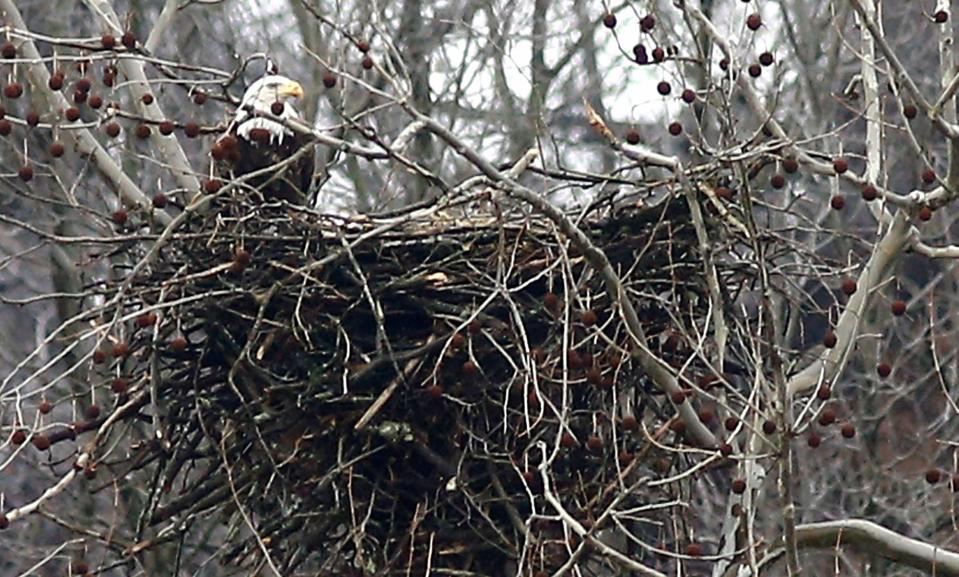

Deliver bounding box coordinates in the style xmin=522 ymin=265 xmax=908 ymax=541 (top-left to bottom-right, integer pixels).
xmin=213 ymin=74 xmax=314 ymax=204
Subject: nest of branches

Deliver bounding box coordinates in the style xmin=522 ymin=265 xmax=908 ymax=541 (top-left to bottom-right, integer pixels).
xmin=63 ymin=190 xmax=741 ymax=575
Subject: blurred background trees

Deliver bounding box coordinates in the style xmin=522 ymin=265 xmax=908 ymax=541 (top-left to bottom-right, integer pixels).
xmin=3 ymin=0 xmax=959 ymax=575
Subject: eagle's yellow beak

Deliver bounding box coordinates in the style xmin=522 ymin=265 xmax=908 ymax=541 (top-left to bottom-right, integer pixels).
xmin=280 ymin=81 xmax=304 ymax=99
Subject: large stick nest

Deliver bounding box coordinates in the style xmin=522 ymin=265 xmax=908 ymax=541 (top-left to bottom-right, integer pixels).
xmin=70 ymin=191 xmax=737 ymax=575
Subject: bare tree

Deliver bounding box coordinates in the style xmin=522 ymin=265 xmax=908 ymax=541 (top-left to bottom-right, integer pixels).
xmin=3 ymin=1 xmax=959 ymax=576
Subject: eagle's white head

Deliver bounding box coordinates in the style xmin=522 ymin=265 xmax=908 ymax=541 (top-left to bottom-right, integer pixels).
xmin=235 ymin=74 xmax=304 ymax=144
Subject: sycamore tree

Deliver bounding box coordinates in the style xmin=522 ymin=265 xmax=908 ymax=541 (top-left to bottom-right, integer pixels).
xmin=2 ymin=0 xmax=959 ymax=576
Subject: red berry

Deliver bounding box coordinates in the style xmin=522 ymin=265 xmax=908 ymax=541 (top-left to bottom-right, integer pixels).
xmin=724 ymin=416 xmax=739 ymax=431
xmin=652 ymin=47 xmax=665 ymax=62
xmin=3 ymin=83 xmax=23 ymax=99
xmin=357 ymin=40 xmax=371 ymax=53
xmin=926 ymin=468 xmax=942 ymax=484
xmin=233 ymin=248 xmax=252 ymax=270
xmin=746 ymin=13 xmax=762 ymax=30
xmin=152 ymin=193 xmax=168 ymax=209
xmin=668 ymin=122 xmax=682 ymax=136
xmin=670 ymin=391 xmax=686 ymax=405
xmin=135 ymin=124 xmax=151 ymax=139
xmin=935 ymin=10 xmax=949 ymax=23
xmin=48 ymin=142 xmax=65 ymax=158
xmin=807 ymin=433 xmax=822 ymax=448
xmin=0 ymin=41 xmax=15 ymax=59
xmin=832 ymin=157 xmax=848 ymax=174
xmin=193 ymin=91 xmax=207 ymax=105
xmin=65 ymin=107 xmax=81 ymax=122
xmin=141 ymin=93 xmax=154 ymax=105
xmin=841 ymin=278 xmax=857 ymax=296
xmin=561 ymin=432 xmax=577 ymax=448
xmin=586 ymin=435 xmax=603 ymax=452
xmin=73 ymin=90 xmax=88 ymax=104
xmin=104 ymin=122 xmax=120 ymax=138
xmin=762 ymin=420 xmax=777 ymax=435
xmin=759 ymin=51 xmax=774 ymax=66
xmin=840 ymin=422 xmax=855 ymax=438
xmin=25 ymin=111 xmax=39 ymax=127
xmin=656 ymin=81 xmax=671 ymax=96
xmin=92 ymin=349 xmax=107 ymax=364
xmin=681 ymin=88 xmax=696 ymax=103
xmin=159 ymin=121 xmax=175 ymax=135
xmin=462 ymin=360 xmax=478 ymax=376
xmin=0 ymin=119 xmax=10 ymax=136
xmin=322 ymin=72 xmax=337 ymax=88
xmin=136 ymin=312 xmax=157 ymax=327
xmin=919 ymin=206 xmax=933 ymax=221
xmin=32 ymin=434 xmax=51 ymax=450
xmin=877 ymin=362 xmax=892 ymax=378
xmin=581 ymin=309 xmax=598 ymax=326
xmin=122 ymin=31 xmax=136 ymax=49
xmin=75 ymin=78 xmax=92 ymax=93
xmin=719 ymin=443 xmax=733 ymax=456
xmin=184 ymin=122 xmax=200 ymax=138
xmin=204 ymin=178 xmax=222 ymax=194
xmin=18 ymin=165 xmax=33 ymax=182
xmin=748 ymin=63 xmax=762 ymax=77
xmin=891 ymin=299 xmax=907 ymax=316
xmin=817 ymin=385 xmax=831 ymax=400
xmin=715 ymin=186 xmax=734 ymax=200
xmin=819 ymin=408 xmax=837 ymax=426
xmin=101 ymin=34 xmax=116 ymax=49
xmin=38 ymin=399 xmax=53 ymax=414
xmin=861 ymin=184 xmax=878 ymax=201
xmin=426 ymin=384 xmax=444 ymax=399
xmin=112 ymin=342 xmax=130 ymax=357
xmin=170 ymin=335 xmax=188 ymax=351
xmin=731 ymin=478 xmax=747 ymax=494
xmin=625 ymin=128 xmax=640 ymax=144
xmin=922 ymin=168 xmax=937 ymax=184
xmin=85 ymin=404 xmax=100 ymax=420
xmin=48 ymin=72 xmax=65 ymax=91
xmin=685 ymin=543 xmax=703 ymax=557
xmin=88 ymin=94 xmax=103 ymax=109
xmin=361 ymin=55 xmax=374 ymax=70
xmin=640 ymin=14 xmax=656 ymax=31
xmin=783 ymin=158 xmax=799 ymax=173
xmin=770 ymin=173 xmax=785 ymax=189
xmin=111 ymin=208 xmax=128 ymax=225
xmin=633 ymin=44 xmax=649 ymax=64
xmin=903 ymin=104 xmax=918 ymax=119
xmin=270 ymin=101 xmax=284 ymax=115
xmin=11 ymin=429 xmax=26 ymax=445
xmin=621 ymin=414 xmax=638 ymax=431
xmin=822 ymin=330 xmax=837 ymax=348
xmin=698 ymin=408 xmax=715 ymax=424
xmin=111 ymin=377 xmax=129 ymax=394
xmin=602 ymin=13 xmax=617 ymax=28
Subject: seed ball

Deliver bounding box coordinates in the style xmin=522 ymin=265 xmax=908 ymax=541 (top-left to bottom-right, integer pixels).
xmin=819 ymin=407 xmax=837 ymax=426
xmin=719 ymin=443 xmax=733 ymax=456
xmin=670 ymin=391 xmax=686 ymax=404
xmin=746 ymin=13 xmax=762 ymax=30
xmin=724 ymin=416 xmax=739 ymax=431
xmin=111 ymin=208 xmax=128 ymax=225
xmin=919 ymin=206 xmax=933 ymax=221
xmin=18 ymin=165 xmax=33 ymax=182
xmin=270 ymin=101 xmax=284 ymax=115
xmin=561 ymin=432 xmax=578 ymax=448
xmin=586 ymin=435 xmax=603 ymax=452
xmin=75 ymin=77 xmax=92 ymax=93
xmin=193 ymin=91 xmax=207 ymax=105
xmin=104 ymin=122 xmax=120 ymax=138
xmin=170 ymin=335 xmax=188 ymax=351
xmin=122 ymin=31 xmax=136 ymax=49
xmin=141 ymin=93 xmax=154 ymax=105
xmin=783 ymin=158 xmax=799 ymax=173
xmin=25 ymin=111 xmax=39 ymax=127
xmin=3 ymin=83 xmax=23 ymax=99
xmin=135 ymin=124 xmax=151 ymax=139
xmin=158 ymin=121 xmax=175 ymax=135
xmin=111 ymin=377 xmax=128 ymax=394
xmin=903 ymin=104 xmax=918 ymax=119
xmin=922 ymin=168 xmax=937 ymax=184
xmin=73 ymin=90 xmax=88 ymax=104
xmin=625 ymin=128 xmax=640 ymax=144
xmin=136 ymin=312 xmax=156 ymax=327
xmin=668 ymin=122 xmax=682 ymax=136
xmin=926 ymin=468 xmax=942 ymax=484
xmin=233 ymin=247 xmax=252 ymax=267
xmin=633 ymin=44 xmax=649 ymax=64
xmin=685 ymin=543 xmax=703 ymax=557
xmin=861 ymin=184 xmax=878 ymax=201
xmin=204 ymin=178 xmax=222 ymax=193
xmin=581 ymin=309 xmax=598 ymax=326
xmin=356 ymin=39 xmax=371 ymax=53
xmin=715 ymin=186 xmax=734 ymax=200
xmin=621 ymin=414 xmax=638 ymax=431
xmin=112 ymin=342 xmax=129 ymax=357
xmin=543 ymin=292 xmax=560 ymax=312
xmin=92 ymin=349 xmax=107 ymax=364
xmin=361 ymin=55 xmax=374 ymax=70
xmin=770 ymin=173 xmax=785 ymax=189
xmin=698 ymin=408 xmax=715 ymax=424
xmin=425 ymin=384 xmax=444 ymax=399
xmin=0 ymin=41 xmax=15 ymax=59
xmin=731 ymin=478 xmax=747 ymax=494
xmin=11 ymin=429 xmax=26 ymax=445
xmin=184 ymin=122 xmax=200 ymax=138
xmin=100 ymin=34 xmax=116 ymax=49
xmin=822 ymin=330 xmax=837 ymax=348
xmin=72 ymin=561 xmax=90 ymax=575
xmin=817 ymin=385 xmax=832 ymax=400
xmin=840 ymin=422 xmax=855 ymax=438
xmin=807 ymin=433 xmax=822 ymax=448
xmin=681 ymin=88 xmax=696 ymax=103
xmin=322 ymin=72 xmax=337 ymax=88
xmin=85 ymin=404 xmax=100 ymax=420
xmin=32 ymin=434 xmax=51 ymax=450
xmin=39 ymin=399 xmax=53 ymax=414
xmin=891 ymin=299 xmax=907 ymax=316
xmin=877 ymin=362 xmax=892 ymax=378
xmin=0 ymin=119 xmax=10 ymax=136
xmin=652 ymin=47 xmax=665 ymax=62
xmin=832 ymin=157 xmax=848 ymax=174
xmin=210 ymin=141 xmax=228 ymax=161
xmin=719 ymin=58 xmax=729 ymax=71
xmin=669 ymin=419 xmax=686 ymax=434
xmin=762 ymin=420 xmax=777 ymax=434
xmin=841 ymin=278 xmax=857 ymax=296
xmin=602 ymin=12 xmax=617 ymax=28
xmin=461 ymin=360 xmax=478 ymax=376
xmin=48 ymin=72 xmax=65 ymax=90
xmin=88 ymin=94 xmax=103 ymax=109
xmin=152 ymin=193 xmax=168 ymax=209
xmin=759 ymin=51 xmax=774 ymax=66
xmin=935 ymin=10 xmax=949 ymax=23
xmin=748 ymin=63 xmax=761 ymax=77
xmin=640 ymin=14 xmax=656 ymax=31
xmin=656 ymin=81 xmax=671 ymax=96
